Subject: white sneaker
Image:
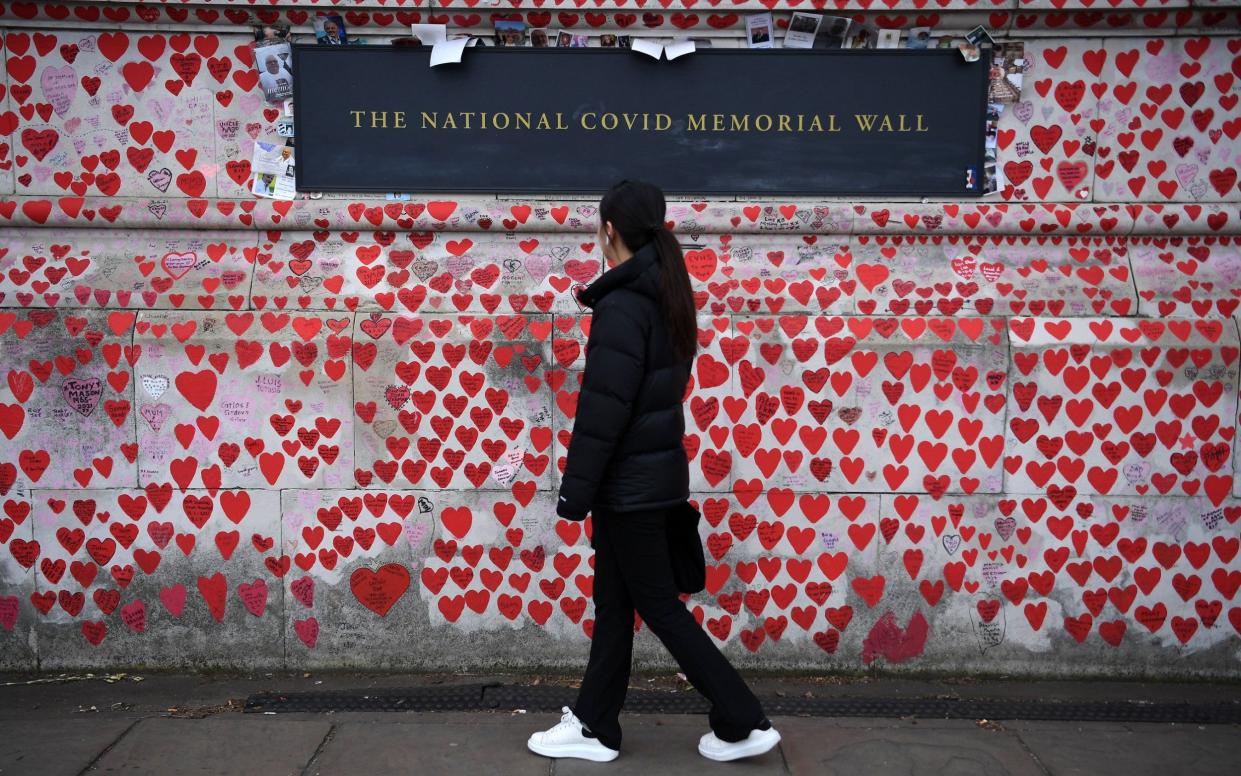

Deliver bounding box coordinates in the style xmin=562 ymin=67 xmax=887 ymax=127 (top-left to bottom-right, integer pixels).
xmin=697 ymin=724 xmax=781 ymax=762
xmin=527 ymin=706 xmax=620 ymax=762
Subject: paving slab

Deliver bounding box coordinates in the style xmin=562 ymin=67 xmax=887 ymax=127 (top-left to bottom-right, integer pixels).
xmin=777 ymin=716 xmax=1043 ymax=776
xmin=1016 ymin=722 xmax=1241 ymax=776
xmin=0 ymin=717 xmax=136 ymax=776
xmin=87 ymin=716 xmax=330 ymax=776
xmin=309 ymin=719 xmax=549 ymax=776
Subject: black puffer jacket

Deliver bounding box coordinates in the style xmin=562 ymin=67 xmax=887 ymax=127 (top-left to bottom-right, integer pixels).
xmin=555 ymin=240 xmax=693 ymax=521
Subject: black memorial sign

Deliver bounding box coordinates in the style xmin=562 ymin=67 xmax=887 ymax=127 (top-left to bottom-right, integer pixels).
xmin=292 ymin=46 xmax=988 ymax=196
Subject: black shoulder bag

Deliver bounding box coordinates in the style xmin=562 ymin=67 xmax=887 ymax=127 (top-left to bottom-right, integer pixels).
xmin=666 ymin=501 xmax=706 ymax=594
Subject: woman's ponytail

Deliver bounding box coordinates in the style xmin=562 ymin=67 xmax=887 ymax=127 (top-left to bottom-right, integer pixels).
xmin=599 ymin=181 xmax=699 ymax=363
xmin=651 ymin=226 xmax=698 ymax=363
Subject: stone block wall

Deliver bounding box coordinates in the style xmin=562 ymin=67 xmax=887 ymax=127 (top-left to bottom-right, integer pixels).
xmin=0 ymin=0 xmax=1239 ymax=677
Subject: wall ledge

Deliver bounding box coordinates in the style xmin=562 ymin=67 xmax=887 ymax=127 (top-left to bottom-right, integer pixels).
xmin=1 ymin=196 xmax=1237 ymax=235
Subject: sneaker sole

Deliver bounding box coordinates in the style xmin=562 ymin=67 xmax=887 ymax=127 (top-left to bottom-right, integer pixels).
xmin=527 ymin=738 xmax=619 ymax=762
xmin=697 ymin=730 xmax=781 ymax=762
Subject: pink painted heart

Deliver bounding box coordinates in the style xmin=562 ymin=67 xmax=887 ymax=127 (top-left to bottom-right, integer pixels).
xmin=161 ymin=251 xmax=197 ymax=280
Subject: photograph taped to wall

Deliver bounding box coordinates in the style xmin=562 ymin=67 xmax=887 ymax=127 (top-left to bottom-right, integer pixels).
xmin=747 ymin=13 xmax=775 ymax=49
xmin=531 ymin=28 xmax=550 ymax=48
xmin=988 ymin=41 xmax=1025 ymax=103
xmin=814 ymin=17 xmax=852 ymax=49
xmin=848 ymin=22 xmax=878 ymax=49
xmin=314 ymin=13 xmax=347 ymax=45
xmin=251 ymin=140 xmax=297 ymax=200
xmin=494 ymin=20 xmax=527 ymax=47
xmin=984 ymin=102 xmax=1003 ymax=148
xmin=254 ymin=41 xmax=294 ymax=103
xmin=252 ymin=139 xmax=294 ymax=176
xmin=877 ymin=29 xmax=901 ymax=49
xmin=907 ymin=26 xmax=933 ymax=49
xmin=253 ymin=22 xmax=291 ymax=43
xmin=983 ymin=147 xmax=1001 ymax=194
xmin=783 ymin=12 xmax=822 ymax=49
xmin=966 ymin=25 xmax=995 ymax=48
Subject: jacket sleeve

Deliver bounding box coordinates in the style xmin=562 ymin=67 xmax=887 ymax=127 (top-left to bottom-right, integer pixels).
xmin=556 ymin=299 xmax=647 ymax=521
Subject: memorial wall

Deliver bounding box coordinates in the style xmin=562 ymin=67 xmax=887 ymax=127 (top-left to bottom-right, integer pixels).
xmin=0 ymin=0 xmax=1239 ymax=677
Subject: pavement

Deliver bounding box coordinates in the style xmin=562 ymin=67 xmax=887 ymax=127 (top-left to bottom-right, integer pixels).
xmin=1 ymin=670 xmax=1238 ymax=776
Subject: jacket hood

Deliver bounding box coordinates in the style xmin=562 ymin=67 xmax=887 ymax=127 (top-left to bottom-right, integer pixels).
xmin=575 ymin=240 xmax=661 ymax=309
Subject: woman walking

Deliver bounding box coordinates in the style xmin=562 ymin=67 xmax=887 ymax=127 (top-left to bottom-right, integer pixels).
xmin=527 ymin=180 xmax=781 ymax=763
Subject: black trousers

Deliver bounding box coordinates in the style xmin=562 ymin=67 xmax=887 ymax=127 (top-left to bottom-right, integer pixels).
xmin=570 ymin=504 xmax=767 ymax=751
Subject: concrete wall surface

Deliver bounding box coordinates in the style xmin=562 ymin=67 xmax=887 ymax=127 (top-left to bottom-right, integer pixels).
xmin=0 ymin=0 xmax=1239 ymax=677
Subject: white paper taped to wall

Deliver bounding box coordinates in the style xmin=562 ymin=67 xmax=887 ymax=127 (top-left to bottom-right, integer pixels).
xmin=409 ymin=23 xmax=447 ymax=45
xmin=664 ymin=38 xmax=696 ymax=60
xmin=431 ymin=37 xmax=476 ymax=67
xmin=631 ymin=38 xmax=664 ymax=60
xmin=409 ymin=24 xmax=477 ymax=67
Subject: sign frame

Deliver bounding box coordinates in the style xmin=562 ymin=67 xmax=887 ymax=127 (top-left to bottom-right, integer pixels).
xmin=291 ymin=45 xmax=990 ymax=198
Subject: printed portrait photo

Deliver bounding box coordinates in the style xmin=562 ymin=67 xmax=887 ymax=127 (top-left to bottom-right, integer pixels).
xmin=255 ymin=42 xmax=294 ymax=103
xmin=907 ymin=26 xmax=933 ymax=49
xmin=813 ymin=17 xmax=851 ymax=49
xmin=494 ymin=20 xmax=527 ymax=47
xmin=253 ymin=22 xmax=291 ymax=43
xmin=314 ymin=14 xmax=347 ymax=45
xmin=790 ymin=14 xmax=820 ymax=34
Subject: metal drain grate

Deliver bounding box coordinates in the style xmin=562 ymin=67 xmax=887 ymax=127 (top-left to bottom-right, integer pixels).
xmin=245 ymin=683 xmax=487 ymax=713
xmin=243 ymin=684 xmax=1241 ymax=724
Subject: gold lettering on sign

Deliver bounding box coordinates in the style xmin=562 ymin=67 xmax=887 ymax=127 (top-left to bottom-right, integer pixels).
xmin=348 ymin=110 xmax=408 ymax=129
xmin=580 ymin=112 xmax=671 ymax=131
xmin=854 ymin=114 xmax=928 ymax=132
xmin=357 ymin=110 xmax=922 ymax=133
xmin=416 ymin=112 xmax=569 ymax=129
xmin=684 ymin=113 xmax=843 ymax=132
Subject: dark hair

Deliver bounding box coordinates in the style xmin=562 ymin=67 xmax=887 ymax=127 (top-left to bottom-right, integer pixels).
xmin=599 ymin=180 xmax=698 ymax=362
